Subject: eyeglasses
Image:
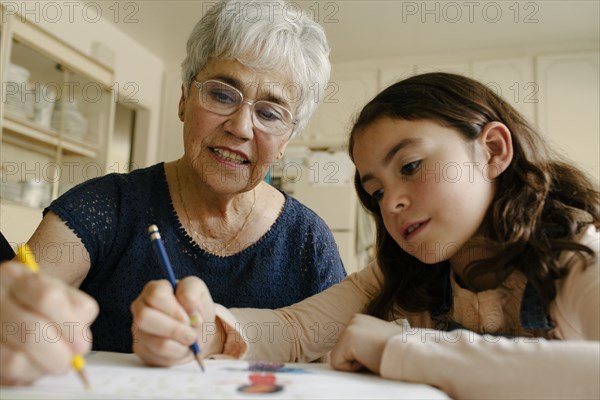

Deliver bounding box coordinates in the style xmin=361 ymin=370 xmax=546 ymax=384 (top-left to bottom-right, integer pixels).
xmin=194 ymin=79 xmax=297 ymax=136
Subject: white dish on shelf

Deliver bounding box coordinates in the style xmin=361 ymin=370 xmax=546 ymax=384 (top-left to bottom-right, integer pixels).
xmin=52 ymin=101 xmax=88 ymax=139
xmin=4 ymin=102 xmax=34 ymax=120
xmin=7 ymin=63 xmax=30 ymax=83
xmin=4 ymin=81 xmax=35 ymax=120
xmin=0 ymin=181 xmax=23 ymax=203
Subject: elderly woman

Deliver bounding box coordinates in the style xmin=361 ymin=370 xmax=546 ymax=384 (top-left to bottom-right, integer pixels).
xmin=1 ymin=0 xmax=345 ymax=376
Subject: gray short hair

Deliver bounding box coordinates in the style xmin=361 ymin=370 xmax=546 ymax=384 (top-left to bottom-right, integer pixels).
xmin=181 ymin=0 xmax=331 ymax=137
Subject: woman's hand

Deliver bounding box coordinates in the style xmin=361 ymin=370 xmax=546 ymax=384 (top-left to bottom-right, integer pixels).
xmin=0 ymin=261 xmax=99 ymax=386
xmin=330 ymin=314 xmax=404 ymax=374
xmin=131 ymin=276 xmax=223 ymax=367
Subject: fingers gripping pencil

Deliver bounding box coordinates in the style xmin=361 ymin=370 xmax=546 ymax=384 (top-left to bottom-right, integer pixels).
xmin=147 ymin=225 xmax=206 ymax=371
xmin=15 ymin=244 xmax=92 ymax=391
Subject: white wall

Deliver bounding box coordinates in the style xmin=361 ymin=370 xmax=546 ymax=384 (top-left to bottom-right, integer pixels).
xmin=159 ymin=63 xmax=185 ymax=163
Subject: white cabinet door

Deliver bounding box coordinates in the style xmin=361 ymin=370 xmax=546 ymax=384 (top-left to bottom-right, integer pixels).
xmin=473 ymin=57 xmax=536 ymax=124
xmin=332 ymin=230 xmax=356 ymax=274
xmin=292 ymin=168 xmax=360 ymax=275
xmin=293 ymin=177 xmax=357 ymax=231
xmin=379 ymin=65 xmax=415 ymax=90
xmin=415 ymin=62 xmax=471 ymax=76
xmin=298 ymin=69 xmax=378 ymax=148
xmin=536 ymin=51 xmax=600 ymax=181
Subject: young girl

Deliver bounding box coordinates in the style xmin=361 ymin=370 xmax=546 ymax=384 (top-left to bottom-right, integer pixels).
xmin=132 ymin=73 xmax=599 ymax=399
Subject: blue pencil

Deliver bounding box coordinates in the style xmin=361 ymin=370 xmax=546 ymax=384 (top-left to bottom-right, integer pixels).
xmin=147 ymin=224 xmax=205 ymax=372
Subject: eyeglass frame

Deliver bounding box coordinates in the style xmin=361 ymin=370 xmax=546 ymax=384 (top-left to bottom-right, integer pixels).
xmin=193 ymin=79 xmax=297 ymax=136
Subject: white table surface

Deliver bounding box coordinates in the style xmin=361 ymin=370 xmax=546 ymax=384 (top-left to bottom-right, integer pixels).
xmin=0 ymin=351 xmax=449 ymax=399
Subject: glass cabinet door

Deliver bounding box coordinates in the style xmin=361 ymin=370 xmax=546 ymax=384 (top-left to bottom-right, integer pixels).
xmin=60 ymin=70 xmax=112 ymax=149
xmin=57 ymin=70 xmax=112 ymax=195
xmin=1 ymin=22 xmax=114 ymax=209
xmin=5 ymin=38 xmax=63 ymax=137
xmin=2 ymin=38 xmax=65 ymax=209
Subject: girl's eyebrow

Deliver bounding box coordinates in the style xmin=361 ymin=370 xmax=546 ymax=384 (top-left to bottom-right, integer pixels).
xmin=359 ymin=137 xmax=423 ymax=186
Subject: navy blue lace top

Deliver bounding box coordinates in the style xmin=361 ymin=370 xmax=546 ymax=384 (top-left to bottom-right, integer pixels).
xmin=45 ymin=163 xmax=346 ymax=353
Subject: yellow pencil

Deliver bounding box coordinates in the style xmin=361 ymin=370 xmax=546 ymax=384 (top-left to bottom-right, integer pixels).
xmin=15 ymin=244 xmax=92 ymax=391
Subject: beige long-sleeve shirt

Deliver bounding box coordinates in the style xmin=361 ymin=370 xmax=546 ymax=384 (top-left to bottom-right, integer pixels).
xmin=215 ymin=225 xmax=599 ymax=399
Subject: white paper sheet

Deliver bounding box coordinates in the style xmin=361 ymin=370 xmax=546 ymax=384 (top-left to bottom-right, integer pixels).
xmin=0 ymin=352 xmax=448 ymax=399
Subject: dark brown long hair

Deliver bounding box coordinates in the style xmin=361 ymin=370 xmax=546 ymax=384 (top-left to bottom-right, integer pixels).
xmin=348 ymin=72 xmax=599 ymax=319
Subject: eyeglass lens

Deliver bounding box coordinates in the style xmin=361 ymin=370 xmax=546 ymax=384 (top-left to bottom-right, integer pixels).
xmin=198 ymin=80 xmax=293 ymax=136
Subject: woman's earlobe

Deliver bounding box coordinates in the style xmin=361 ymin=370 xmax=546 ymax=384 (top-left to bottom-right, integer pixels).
xmin=481 ymin=122 xmax=514 ymax=179
xmin=178 ymin=84 xmax=186 ymax=122
xmin=276 ymin=142 xmax=289 ymax=161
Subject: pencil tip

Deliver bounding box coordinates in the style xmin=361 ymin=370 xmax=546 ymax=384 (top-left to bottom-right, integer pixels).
xmin=78 ymin=369 xmax=92 ymax=391
xmin=71 ymin=355 xmax=91 ymax=390
xmin=195 ymin=354 xmax=206 ymax=372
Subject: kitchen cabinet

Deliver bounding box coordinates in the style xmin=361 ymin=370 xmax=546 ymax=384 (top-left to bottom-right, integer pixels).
xmin=0 ymin=6 xmax=115 ymax=244
xmin=473 ymin=56 xmax=536 ymax=124
xmin=293 ymin=68 xmax=378 ymax=150
xmin=415 ymin=61 xmax=471 ymax=76
xmin=536 ymin=51 xmax=599 ymax=180
xmin=379 ymin=65 xmax=415 ymax=90
xmin=292 ymin=164 xmax=373 ymax=274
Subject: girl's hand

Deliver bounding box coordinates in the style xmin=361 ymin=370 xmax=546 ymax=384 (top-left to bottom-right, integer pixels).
xmin=131 ymin=276 xmax=223 ymax=367
xmin=0 ymin=261 xmax=99 ymax=386
xmin=330 ymin=314 xmax=404 ymax=374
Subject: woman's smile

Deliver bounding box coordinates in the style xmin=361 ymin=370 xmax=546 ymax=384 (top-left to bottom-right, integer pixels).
xmin=209 ymin=147 xmax=251 ymax=168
